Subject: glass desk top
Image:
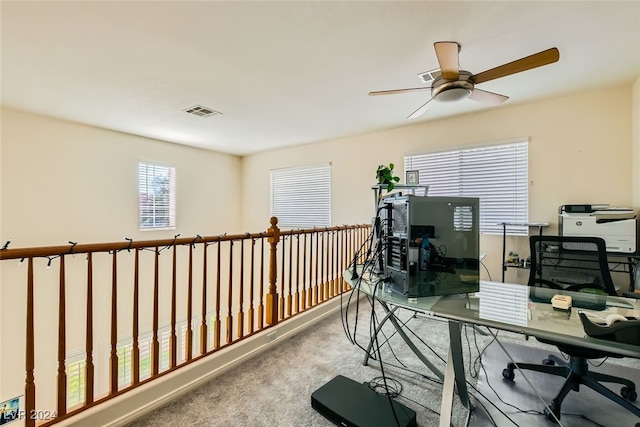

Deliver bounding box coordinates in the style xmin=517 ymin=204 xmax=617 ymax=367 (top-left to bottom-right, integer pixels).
xmin=347 ymin=267 xmax=640 ymax=359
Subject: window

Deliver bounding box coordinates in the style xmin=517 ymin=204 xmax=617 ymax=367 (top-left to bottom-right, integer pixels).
xmin=117 ymin=343 xmax=132 ymax=388
xmin=66 ymin=355 xmax=86 ymax=408
xmin=270 ymin=163 xmax=331 ymax=228
xmin=139 ymin=162 xmax=176 ymax=230
xmin=405 ymin=140 xmax=528 ymax=235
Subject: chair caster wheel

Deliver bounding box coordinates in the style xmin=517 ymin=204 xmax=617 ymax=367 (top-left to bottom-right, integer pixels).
xmin=544 ymin=401 xmax=561 ymax=423
xmin=542 ymin=358 xmax=555 ymax=366
xmin=621 ymin=386 xmax=637 ymax=401
xmin=502 ymin=368 xmax=514 ymax=381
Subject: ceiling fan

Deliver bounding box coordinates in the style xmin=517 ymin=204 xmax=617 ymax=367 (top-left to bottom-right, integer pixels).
xmin=369 ymin=42 xmax=559 ymax=119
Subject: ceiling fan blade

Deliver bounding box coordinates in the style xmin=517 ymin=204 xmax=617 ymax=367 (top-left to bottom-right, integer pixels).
xmin=468 ymin=88 xmax=509 ymax=105
xmin=407 ymin=98 xmax=435 ymax=119
xmin=434 ymin=41 xmax=460 ymax=80
xmin=472 ymin=47 xmax=559 ymax=84
xmin=368 ymin=87 xmax=431 ymax=96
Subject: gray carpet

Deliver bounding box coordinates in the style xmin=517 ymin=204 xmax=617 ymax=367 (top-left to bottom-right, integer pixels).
xmin=125 ymin=299 xmax=640 ymax=427
xmin=472 ymin=340 xmax=640 ymax=427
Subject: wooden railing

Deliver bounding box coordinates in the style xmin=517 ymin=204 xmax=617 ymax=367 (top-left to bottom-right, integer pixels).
xmin=0 ymin=218 xmax=371 ymax=426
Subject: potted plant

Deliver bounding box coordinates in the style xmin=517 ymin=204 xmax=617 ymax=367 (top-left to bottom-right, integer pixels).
xmin=376 ymin=163 xmax=400 ymax=192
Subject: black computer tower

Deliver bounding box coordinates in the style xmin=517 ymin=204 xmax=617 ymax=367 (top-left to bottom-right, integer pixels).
xmin=380 ymin=195 xmax=480 ymax=297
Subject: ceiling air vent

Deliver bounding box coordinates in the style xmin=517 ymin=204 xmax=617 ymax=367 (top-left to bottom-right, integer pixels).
xmin=417 ymin=69 xmax=441 ymax=84
xmin=183 ymin=105 xmax=222 ymax=118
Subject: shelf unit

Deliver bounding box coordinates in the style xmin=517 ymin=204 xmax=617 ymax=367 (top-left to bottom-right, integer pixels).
xmin=371 ymin=184 xmax=429 ymax=212
xmin=499 ymin=221 xmax=639 ymax=290
xmin=500 ymin=221 xmax=549 ymax=282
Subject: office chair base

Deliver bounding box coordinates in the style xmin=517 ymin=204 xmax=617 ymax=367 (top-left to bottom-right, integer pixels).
xmin=502 ymin=359 xmax=640 ymax=423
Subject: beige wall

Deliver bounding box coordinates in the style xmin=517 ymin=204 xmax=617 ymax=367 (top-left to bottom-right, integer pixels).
xmin=1 ymin=108 xmax=243 ymax=246
xmin=633 ymin=76 xmax=640 ymax=208
xmin=242 ymin=85 xmax=634 ymax=284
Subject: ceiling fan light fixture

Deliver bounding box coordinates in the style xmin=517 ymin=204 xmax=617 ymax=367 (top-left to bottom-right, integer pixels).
xmin=435 ymin=86 xmax=471 ymax=102
xmin=431 ymin=72 xmax=474 ymax=102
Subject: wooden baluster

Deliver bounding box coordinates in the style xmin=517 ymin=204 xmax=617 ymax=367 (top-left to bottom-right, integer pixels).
xmin=295 ymin=234 xmax=300 ymax=313
xmin=279 ymin=235 xmax=285 ymax=320
xmin=335 ymin=230 xmax=341 ymax=293
xmin=169 ymin=246 xmax=177 ymax=368
xmin=343 ymin=228 xmax=348 ymax=291
xmin=301 ymin=233 xmax=307 ymax=311
xmin=200 ymin=244 xmax=208 ymax=355
xmin=57 ymin=255 xmax=67 ymax=416
xmin=258 ymin=237 xmax=265 ymax=329
xmin=226 ymin=241 xmax=233 ymax=343
xmin=318 ymin=231 xmax=327 ymax=302
xmin=25 ymin=257 xmax=35 ymax=427
xmin=248 ymin=238 xmax=255 ymax=334
xmin=287 ymin=231 xmax=293 ymax=317
xmin=344 ymin=228 xmax=351 ymax=292
xmin=214 ymin=241 xmax=221 ymax=349
xmin=186 ymin=244 xmax=193 ymax=361
xmin=314 ymin=230 xmax=319 ymax=305
xmin=349 ymin=227 xmax=356 ymax=268
xmin=237 ymin=239 xmax=245 ymax=339
xmin=152 ymin=247 xmax=160 ymax=376
xmin=85 ymin=253 xmax=94 ymax=404
xmin=266 ymin=217 xmax=280 ymax=325
xmin=132 ymin=249 xmax=140 ymax=385
xmin=307 ymin=233 xmax=313 ymax=308
xmin=330 ymin=231 xmax=336 ymax=297
xmin=110 ymin=251 xmax=119 ymax=394
xmin=336 ymin=229 xmax=342 ymax=294
xmin=359 ymin=226 xmax=364 ymax=261
xmin=324 ymin=230 xmax=330 ymax=299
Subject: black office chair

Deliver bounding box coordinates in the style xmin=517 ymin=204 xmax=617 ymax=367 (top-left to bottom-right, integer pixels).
xmin=501 ymin=235 xmax=640 ymax=423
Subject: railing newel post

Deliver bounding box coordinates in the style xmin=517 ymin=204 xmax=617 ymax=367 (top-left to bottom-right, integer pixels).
xmin=266 ymin=217 xmax=280 ymax=325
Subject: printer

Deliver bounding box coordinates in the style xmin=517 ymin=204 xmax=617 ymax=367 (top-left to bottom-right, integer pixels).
xmin=559 ymin=204 xmax=638 ymax=254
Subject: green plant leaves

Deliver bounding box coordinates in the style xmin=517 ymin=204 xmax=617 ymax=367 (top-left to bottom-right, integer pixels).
xmin=376 ymin=163 xmax=400 ymax=192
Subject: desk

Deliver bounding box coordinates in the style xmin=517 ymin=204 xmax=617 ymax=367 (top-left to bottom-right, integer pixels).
xmin=346 ymin=267 xmax=640 ymax=426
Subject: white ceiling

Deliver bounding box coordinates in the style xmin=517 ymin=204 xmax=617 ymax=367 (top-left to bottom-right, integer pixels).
xmin=2 ymin=1 xmax=640 ymax=156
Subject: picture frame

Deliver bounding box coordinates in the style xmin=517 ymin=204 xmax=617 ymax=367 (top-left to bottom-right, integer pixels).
xmin=406 ymin=170 xmax=419 ymax=185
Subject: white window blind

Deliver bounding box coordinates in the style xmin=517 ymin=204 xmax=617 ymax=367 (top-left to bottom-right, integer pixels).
xmin=405 ymin=140 xmax=529 ymax=235
xmin=139 ymin=162 xmax=176 ymax=230
xmin=270 ymin=163 xmax=331 ymax=228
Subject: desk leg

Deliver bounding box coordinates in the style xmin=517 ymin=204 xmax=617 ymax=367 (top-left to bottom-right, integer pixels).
xmin=387 ymin=314 xmax=444 ymax=381
xmin=363 ymin=304 xmax=399 ymax=366
xmin=440 ymin=321 xmax=471 ymax=427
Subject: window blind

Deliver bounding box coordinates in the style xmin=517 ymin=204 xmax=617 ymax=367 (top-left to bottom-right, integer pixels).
xmin=270 ymin=163 xmax=331 ymax=228
xmin=405 ymin=140 xmax=529 ymax=235
xmin=139 ymin=162 xmax=176 ymax=230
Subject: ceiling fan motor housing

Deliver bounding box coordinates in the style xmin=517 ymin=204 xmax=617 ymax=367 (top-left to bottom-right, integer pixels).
xmin=431 ymin=71 xmax=475 ymax=102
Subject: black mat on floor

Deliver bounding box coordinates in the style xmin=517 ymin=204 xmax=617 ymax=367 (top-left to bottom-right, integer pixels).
xmin=470 ymin=341 xmax=640 ymax=427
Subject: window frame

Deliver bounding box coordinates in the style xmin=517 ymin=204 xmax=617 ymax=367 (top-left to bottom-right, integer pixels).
xmin=138 ymin=161 xmax=176 ymax=231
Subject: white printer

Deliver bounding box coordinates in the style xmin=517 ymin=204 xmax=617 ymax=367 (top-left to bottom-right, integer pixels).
xmin=559 ymin=204 xmax=638 ymax=254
